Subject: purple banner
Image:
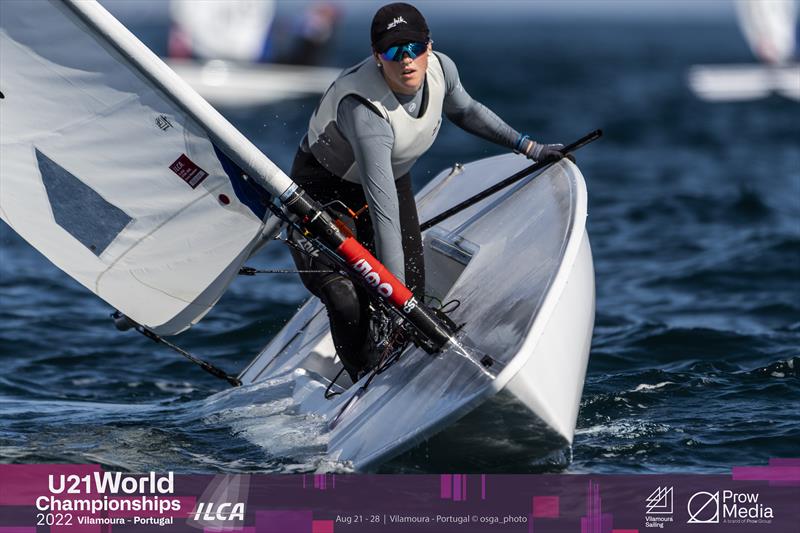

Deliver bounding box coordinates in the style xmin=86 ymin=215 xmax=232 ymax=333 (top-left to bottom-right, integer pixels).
xmin=1 ymin=461 xmax=798 ymax=532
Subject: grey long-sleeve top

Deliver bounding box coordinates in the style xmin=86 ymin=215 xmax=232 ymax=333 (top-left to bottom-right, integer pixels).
xmin=335 ymin=52 xmax=522 ymax=283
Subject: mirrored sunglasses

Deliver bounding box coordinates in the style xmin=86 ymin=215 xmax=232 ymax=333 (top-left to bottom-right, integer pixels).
xmin=379 ymin=41 xmax=428 ymax=62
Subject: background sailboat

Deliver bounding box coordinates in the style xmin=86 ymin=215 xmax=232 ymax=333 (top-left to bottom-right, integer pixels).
xmin=688 ymin=0 xmax=799 ymax=101
xmin=165 ymin=0 xmax=342 ymax=107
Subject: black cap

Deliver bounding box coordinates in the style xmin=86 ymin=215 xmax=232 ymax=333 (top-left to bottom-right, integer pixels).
xmin=371 ymin=3 xmax=429 ymax=52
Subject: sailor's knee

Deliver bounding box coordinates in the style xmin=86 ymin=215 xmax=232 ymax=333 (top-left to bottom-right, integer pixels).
xmin=320 ymin=278 xmax=361 ymax=318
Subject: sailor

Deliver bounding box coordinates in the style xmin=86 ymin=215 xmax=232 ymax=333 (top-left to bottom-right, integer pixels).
xmin=288 ymin=2 xmax=565 ymax=381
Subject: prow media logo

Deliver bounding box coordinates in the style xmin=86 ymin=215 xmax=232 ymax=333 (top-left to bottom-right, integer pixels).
xmin=687 ymin=489 xmax=774 ymax=525
xmin=687 ymin=491 xmax=720 ymax=524
xmin=646 ymin=486 xmax=673 ymax=514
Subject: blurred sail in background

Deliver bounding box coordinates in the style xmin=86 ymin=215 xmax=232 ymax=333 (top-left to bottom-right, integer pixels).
xmin=736 ymin=0 xmax=797 ymax=64
xmin=688 ymin=0 xmax=799 ymax=101
xmin=165 ymin=0 xmax=341 ymax=107
xmin=169 ymin=0 xmax=276 ymax=62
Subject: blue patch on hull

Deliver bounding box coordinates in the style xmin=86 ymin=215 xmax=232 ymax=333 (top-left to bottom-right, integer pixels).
xmin=36 ymin=149 xmax=132 ymax=257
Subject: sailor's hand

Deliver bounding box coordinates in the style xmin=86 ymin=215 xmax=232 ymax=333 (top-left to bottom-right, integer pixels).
xmin=523 ymin=140 xmax=565 ymax=163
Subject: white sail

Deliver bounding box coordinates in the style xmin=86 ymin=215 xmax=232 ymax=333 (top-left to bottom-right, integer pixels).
xmin=170 ymin=0 xmax=275 ymax=62
xmin=736 ymin=0 xmax=798 ymax=64
xmin=0 ymin=0 xmax=292 ymax=335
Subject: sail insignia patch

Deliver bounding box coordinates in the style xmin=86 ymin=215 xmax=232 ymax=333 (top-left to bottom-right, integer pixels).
xmin=36 ymin=148 xmax=132 ymax=257
xmin=169 ymin=154 xmax=208 ymax=189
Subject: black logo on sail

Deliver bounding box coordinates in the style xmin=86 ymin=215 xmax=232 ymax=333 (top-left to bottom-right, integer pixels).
xmin=155 ymin=114 xmax=173 ymax=131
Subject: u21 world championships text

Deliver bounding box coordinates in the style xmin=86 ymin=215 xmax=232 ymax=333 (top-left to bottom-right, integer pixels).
xmin=37 ymin=472 xmax=180 ymax=514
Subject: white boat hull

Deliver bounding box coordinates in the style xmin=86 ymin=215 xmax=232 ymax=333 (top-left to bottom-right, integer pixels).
xmin=239 ymin=154 xmax=595 ymax=470
xmin=688 ymin=64 xmax=800 ymax=102
xmin=505 ymin=231 xmax=594 ymax=442
xmin=165 ymin=59 xmax=341 ymax=107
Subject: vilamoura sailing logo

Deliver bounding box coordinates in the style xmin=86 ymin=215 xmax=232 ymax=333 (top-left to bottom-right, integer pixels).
xmin=646 ymin=486 xmax=673 ymax=513
xmin=644 ymin=486 xmax=673 ymax=528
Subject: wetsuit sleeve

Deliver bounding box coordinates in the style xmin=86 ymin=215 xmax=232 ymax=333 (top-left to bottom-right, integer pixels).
xmin=437 ymin=52 xmax=521 ymax=150
xmin=337 ymin=95 xmax=406 ymax=284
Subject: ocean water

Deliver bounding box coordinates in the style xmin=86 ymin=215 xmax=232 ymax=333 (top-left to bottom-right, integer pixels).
xmin=1 ymin=11 xmax=798 ymax=474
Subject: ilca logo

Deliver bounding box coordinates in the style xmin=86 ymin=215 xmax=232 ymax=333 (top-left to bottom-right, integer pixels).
xmin=687 ymin=491 xmax=720 ymax=524
xmin=644 ymin=487 xmax=674 ymax=529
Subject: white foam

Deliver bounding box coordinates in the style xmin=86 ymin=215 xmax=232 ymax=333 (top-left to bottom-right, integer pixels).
xmin=632 ymin=381 xmax=673 ymax=392
xmin=575 ymin=420 xmax=671 ymax=438
xmin=199 ymin=375 xmax=345 ymax=472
